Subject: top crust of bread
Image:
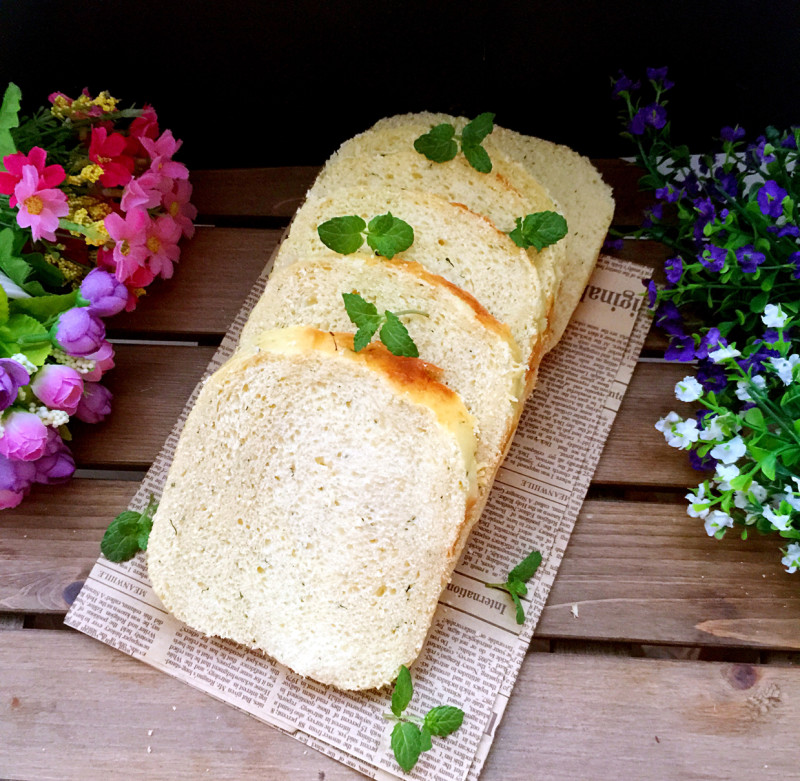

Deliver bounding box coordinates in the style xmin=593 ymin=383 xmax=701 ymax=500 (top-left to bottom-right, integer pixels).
xmin=148 ymin=327 xmax=478 ymax=691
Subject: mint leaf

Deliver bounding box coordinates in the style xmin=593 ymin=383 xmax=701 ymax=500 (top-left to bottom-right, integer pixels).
xmin=392 ymin=665 xmax=414 ymax=717
xmin=101 ymin=511 xmax=147 ymax=562
xmin=462 ymin=143 xmax=492 ymax=173
xmin=509 ymin=212 xmax=569 ymax=251
xmin=365 ymin=212 xmax=414 ymax=259
xmin=391 ymin=722 xmax=423 ymax=773
xmin=461 ymin=112 xmax=495 ymax=146
xmin=0 ymin=83 xmax=22 ymax=165
xmin=423 ymin=706 xmax=464 ymax=737
xmin=317 ymin=215 xmax=367 ymax=255
xmin=414 ymin=123 xmax=458 ymax=163
xmin=485 ymin=549 xmax=542 ymax=624
xmin=419 ymin=726 xmax=433 ymax=752
xmin=343 ymin=292 xmax=382 ymax=351
xmin=380 ymin=311 xmax=419 ymax=358
xmin=509 ymin=550 xmax=543 ymax=583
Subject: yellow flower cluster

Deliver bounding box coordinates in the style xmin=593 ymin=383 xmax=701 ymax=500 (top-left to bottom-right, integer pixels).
xmin=45 ymin=253 xmax=86 ymax=286
xmin=50 ymin=91 xmax=119 ymax=120
xmin=66 ymin=196 xmax=112 ymax=247
xmin=66 ymin=164 xmax=104 ymax=186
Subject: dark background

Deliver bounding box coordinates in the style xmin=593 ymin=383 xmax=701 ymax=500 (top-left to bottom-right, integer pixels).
xmin=1 ymin=1 xmax=798 ymax=169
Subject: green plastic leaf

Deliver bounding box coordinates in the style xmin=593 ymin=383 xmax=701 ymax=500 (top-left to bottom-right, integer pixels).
xmin=761 ymin=453 xmax=777 ymax=481
xmin=380 ymin=311 xmax=419 ymax=358
xmin=414 ymin=123 xmax=458 ymax=163
xmin=391 ymin=721 xmax=423 ymax=773
xmin=10 ymin=290 xmax=78 ymax=324
xmin=365 ymin=212 xmax=414 ymax=259
xmin=317 ymin=216 xmax=367 ymax=255
xmin=391 ymin=665 xmax=414 ymax=718
xmin=509 ymin=550 xmax=543 ymax=583
xmin=0 ymin=314 xmax=50 ymax=365
xmin=423 ymin=706 xmax=465 ymax=737
xmin=100 ymin=511 xmax=147 ymax=562
xmin=0 ymin=284 xmax=8 ymax=326
xmin=461 ymin=112 xmax=495 ymax=146
xmin=743 ymin=407 xmax=765 ymax=429
xmin=0 ymin=83 xmax=22 ymax=164
xmin=462 ymin=143 xmax=492 ymax=173
xmin=509 ymin=212 xmax=568 ymax=251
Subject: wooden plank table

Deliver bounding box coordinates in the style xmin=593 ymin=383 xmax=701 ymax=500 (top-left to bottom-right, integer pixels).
xmin=2 ymin=163 xmax=800 ymax=780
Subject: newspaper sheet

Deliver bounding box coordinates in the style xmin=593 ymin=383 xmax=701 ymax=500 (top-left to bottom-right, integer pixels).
xmin=66 ymin=253 xmax=652 ymax=780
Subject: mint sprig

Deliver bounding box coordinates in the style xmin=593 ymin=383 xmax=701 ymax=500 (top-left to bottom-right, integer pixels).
xmin=342 ymin=292 xmax=424 ymax=358
xmin=414 ymin=112 xmax=495 ymax=173
xmin=485 ymin=549 xmax=542 ymax=624
xmin=317 ymin=212 xmax=414 ymax=259
xmin=100 ymin=494 xmax=159 ymax=562
xmin=386 ymin=665 xmax=465 ymax=773
xmin=508 ymin=212 xmax=569 ymax=251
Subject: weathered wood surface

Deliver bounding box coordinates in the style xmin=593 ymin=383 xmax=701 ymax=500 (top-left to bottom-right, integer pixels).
xmin=2 ymin=630 xmax=797 ymax=781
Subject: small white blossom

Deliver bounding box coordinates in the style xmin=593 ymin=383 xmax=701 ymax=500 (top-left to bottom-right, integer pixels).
xmin=782 ymin=543 xmax=800 ymax=574
xmin=655 ymin=411 xmax=681 ymax=434
xmin=750 ymin=482 xmax=768 ymax=504
xmin=667 ymin=419 xmax=699 ymax=449
xmin=735 ymin=374 xmax=766 ymax=401
xmin=709 ymin=345 xmax=741 ymax=363
xmin=781 ymin=485 xmax=800 ymax=512
xmin=734 ymin=491 xmax=750 ymax=510
xmin=10 ymin=353 xmax=37 ymax=373
xmin=51 ymin=347 xmax=96 ymax=374
xmin=704 ymin=510 xmax=734 ymax=536
xmin=698 ymin=413 xmax=741 ymax=442
xmin=686 ymin=485 xmax=710 ymax=518
xmin=710 ymin=435 xmax=747 ymax=464
xmin=675 ymin=376 xmax=704 ymax=402
xmin=770 ymin=354 xmax=800 ymax=385
xmin=715 ymin=463 xmax=740 ymax=490
xmin=763 ymin=506 xmax=793 ymax=532
xmin=761 ymin=303 xmax=789 ymax=328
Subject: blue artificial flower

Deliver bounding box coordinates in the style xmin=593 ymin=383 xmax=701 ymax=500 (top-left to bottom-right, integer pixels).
xmin=664 ymin=334 xmax=697 ymax=361
xmin=646 ymin=66 xmax=674 ymax=90
xmin=788 ymin=250 xmax=800 ymax=279
xmin=689 ymin=448 xmax=717 ymax=472
xmin=713 ymin=169 xmax=738 ymax=199
xmin=696 ymin=360 xmax=728 ymax=392
xmin=664 ymin=256 xmax=683 ymax=284
xmin=720 ymin=126 xmax=746 ymax=143
xmin=655 ymin=185 xmax=680 ymax=204
xmin=654 ymin=301 xmax=686 ymax=336
xmin=629 ymin=103 xmax=667 ymax=135
xmin=781 ymin=131 xmax=797 ymax=149
xmin=696 ymin=327 xmax=721 ymax=360
xmin=699 ymin=244 xmax=727 ymax=272
xmin=749 ymin=137 xmax=777 ymax=166
xmin=602 ymin=237 xmax=625 ymax=252
xmin=612 ymin=71 xmax=640 ymax=99
xmin=768 ymin=224 xmax=800 ymax=238
xmin=644 ymin=278 xmax=659 ymax=307
xmin=735 ymin=244 xmax=766 ymax=273
xmin=757 ymin=180 xmax=788 ymax=219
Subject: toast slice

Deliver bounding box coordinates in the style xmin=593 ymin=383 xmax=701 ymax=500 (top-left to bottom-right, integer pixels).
xmin=147 ymin=326 xmax=477 ymax=691
xmin=275 ymin=188 xmax=547 ymax=383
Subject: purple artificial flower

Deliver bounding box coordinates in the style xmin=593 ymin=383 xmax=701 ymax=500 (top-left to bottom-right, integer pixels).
xmin=646 ymin=66 xmax=674 ymax=90
xmin=664 ymin=334 xmax=696 ymax=362
xmin=52 ymin=307 xmax=106 ymax=357
xmin=720 ymin=126 xmax=746 ymax=143
xmin=33 ymin=428 xmax=75 ymax=485
xmin=781 ymin=132 xmax=798 ymax=149
xmin=644 ymin=278 xmax=658 ymax=308
xmin=602 ymin=237 xmax=625 ymax=252
xmin=696 ymin=360 xmax=728 ymax=393
xmin=75 ymin=382 xmax=113 ymax=424
xmin=0 ymin=411 xmax=49 ymax=461
xmin=655 ymin=185 xmax=680 ymax=204
xmin=0 ymin=358 xmax=30 ymax=411
xmin=739 ymin=343 xmax=780 ymax=374
xmin=664 ymin=256 xmax=683 ymax=285
xmin=757 ymin=180 xmax=788 ymax=219
xmin=629 ymin=103 xmax=667 ymax=135
xmin=79 ymin=268 xmax=129 ymax=318
xmin=768 ymin=224 xmax=800 ymax=238
xmin=735 ymin=244 xmax=767 ymax=273
xmin=689 ymin=449 xmax=717 ymax=471
xmin=695 ymin=327 xmax=722 ymax=360
xmin=611 ymin=71 xmax=640 ymax=98
xmin=0 ymin=453 xmax=36 ymax=509
xmin=713 ymin=168 xmax=739 ymax=199
xmin=749 ymin=138 xmax=776 ymax=166
xmin=30 ymin=364 xmax=84 ymax=415
xmin=699 ymin=245 xmax=728 ymax=272
xmin=654 ymin=300 xmax=686 ymax=336
xmin=788 ymin=251 xmax=800 ymax=279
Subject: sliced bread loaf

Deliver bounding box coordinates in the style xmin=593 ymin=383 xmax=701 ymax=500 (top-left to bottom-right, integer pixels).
xmin=147 ymin=326 xmax=477 ymax=691
xmin=238 ymin=255 xmax=525 ymax=504
xmin=275 ymin=188 xmax=547 ymax=380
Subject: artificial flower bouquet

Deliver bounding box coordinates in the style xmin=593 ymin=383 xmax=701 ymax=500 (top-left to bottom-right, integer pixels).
xmin=0 ymin=84 xmax=195 ymax=508
xmin=612 ymin=68 xmax=800 ymax=574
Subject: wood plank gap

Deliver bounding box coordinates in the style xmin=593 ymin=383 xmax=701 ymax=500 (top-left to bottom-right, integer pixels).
xmin=195 ymin=214 xmax=292 ymax=230
xmin=73 ymin=468 xmax=147 ymax=481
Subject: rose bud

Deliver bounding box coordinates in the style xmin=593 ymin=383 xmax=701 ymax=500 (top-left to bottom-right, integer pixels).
xmin=31 ymin=364 xmax=84 ymax=415
xmin=0 ymin=358 xmax=30 ymax=411
xmin=33 ymin=428 xmax=75 ymax=485
xmin=75 ymin=381 xmax=113 ymax=424
xmin=79 ymin=268 xmax=129 ymax=318
xmin=51 ymin=307 xmax=106 ymax=357
xmin=0 ymin=453 xmax=36 ymax=509
xmin=0 ymin=410 xmax=49 ymax=461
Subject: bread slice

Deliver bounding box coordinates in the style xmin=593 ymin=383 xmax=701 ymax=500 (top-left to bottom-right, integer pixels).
xmin=275 ymin=188 xmax=547 ymax=380
xmin=147 ymin=326 xmax=477 ymax=691
xmin=238 ymin=255 xmax=525 ymax=505
xmin=371 ymin=113 xmax=616 ymax=349
xmin=306 ymin=122 xmax=566 ymax=338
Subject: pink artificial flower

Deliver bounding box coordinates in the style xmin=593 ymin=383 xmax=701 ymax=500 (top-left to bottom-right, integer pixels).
xmin=142 ymin=129 xmax=189 ymax=181
xmin=82 ymin=341 xmax=116 ymax=382
xmin=145 ymin=215 xmax=182 ymax=279
xmin=0 ymin=147 xmax=65 ymax=207
xmin=31 ymin=364 xmax=85 ymax=415
xmin=121 ymin=172 xmax=166 ymax=212
xmin=75 ymin=382 xmax=112 ymax=424
xmin=162 ymin=179 xmax=197 ymax=239
xmin=0 ymin=453 xmax=36 ymax=508
xmin=0 ymin=411 xmax=49 ymax=461
xmin=104 ymin=208 xmax=151 ymax=283
xmin=89 ymin=126 xmax=135 ymax=187
xmin=14 ymin=166 xmax=69 ymax=243
xmin=126 ymin=105 xmax=160 ymax=156
xmin=33 ymin=428 xmax=75 ymax=485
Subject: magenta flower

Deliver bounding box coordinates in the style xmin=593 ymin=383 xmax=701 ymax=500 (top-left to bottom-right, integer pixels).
xmin=0 ymin=411 xmax=49 ymax=461
xmin=145 ymin=215 xmax=182 ymax=279
xmin=0 ymin=147 xmax=66 ymax=207
xmin=33 ymin=428 xmax=75 ymax=485
xmin=80 ymin=268 xmax=129 ymax=317
xmin=82 ymin=341 xmax=115 ymax=382
xmin=31 ymin=364 xmax=84 ymax=415
xmin=89 ymin=126 xmax=135 ymax=187
xmin=162 ymin=179 xmax=197 ymax=239
xmin=142 ymin=129 xmax=189 ymax=181
xmin=52 ymin=307 xmax=106 ymax=357
xmin=0 ymin=453 xmax=36 ymax=508
xmin=104 ymin=208 xmax=150 ymax=283
xmin=13 ymin=165 xmax=69 ymax=242
xmin=75 ymin=382 xmax=112 ymax=424
xmin=0 ymin=358 xmax=30 ymax=411
xmin=121 ymin=172 xmax=168 ymax=212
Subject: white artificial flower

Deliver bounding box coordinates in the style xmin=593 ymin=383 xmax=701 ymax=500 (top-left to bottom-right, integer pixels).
xmin=675 ymin=376 xmax=704 ymax=402
xmin=686 ymin=485 xmax=710 ymax=519
xmin=782 ymin=542 xmax=800 ymax=574
xmin=781 ymin=485 xmax=800 ymax=512
xmin=750 ymin=482 xmax=768 ymax=504
xmin=734 ymin=491 xmax=750 ymax=510
xmin=770 ymin=354 xmax=800 ymax=385
xmin=735 ymin=375 xmax=765 ymax=401
xmin=666 ymin=419 xmax=699 ymax=449
xmin=761 ymin=303 xmax=789 ymax=328
xmin=704 ymin=510 xmax=734 ymax=537
xmin=709 ymin=345 xmax=741 ymax=363
xmin=763 ymin=506 xmax=793 ymax=531
xmin=698 ymin=414 xmax=726 ymax=442
xmin=710 ymin=435 xmax=747 ymax=465
xmin=655 ymin=411 xmax=681 ymax=434
xmin=715 ymin=463 xmax=740 ymax=491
